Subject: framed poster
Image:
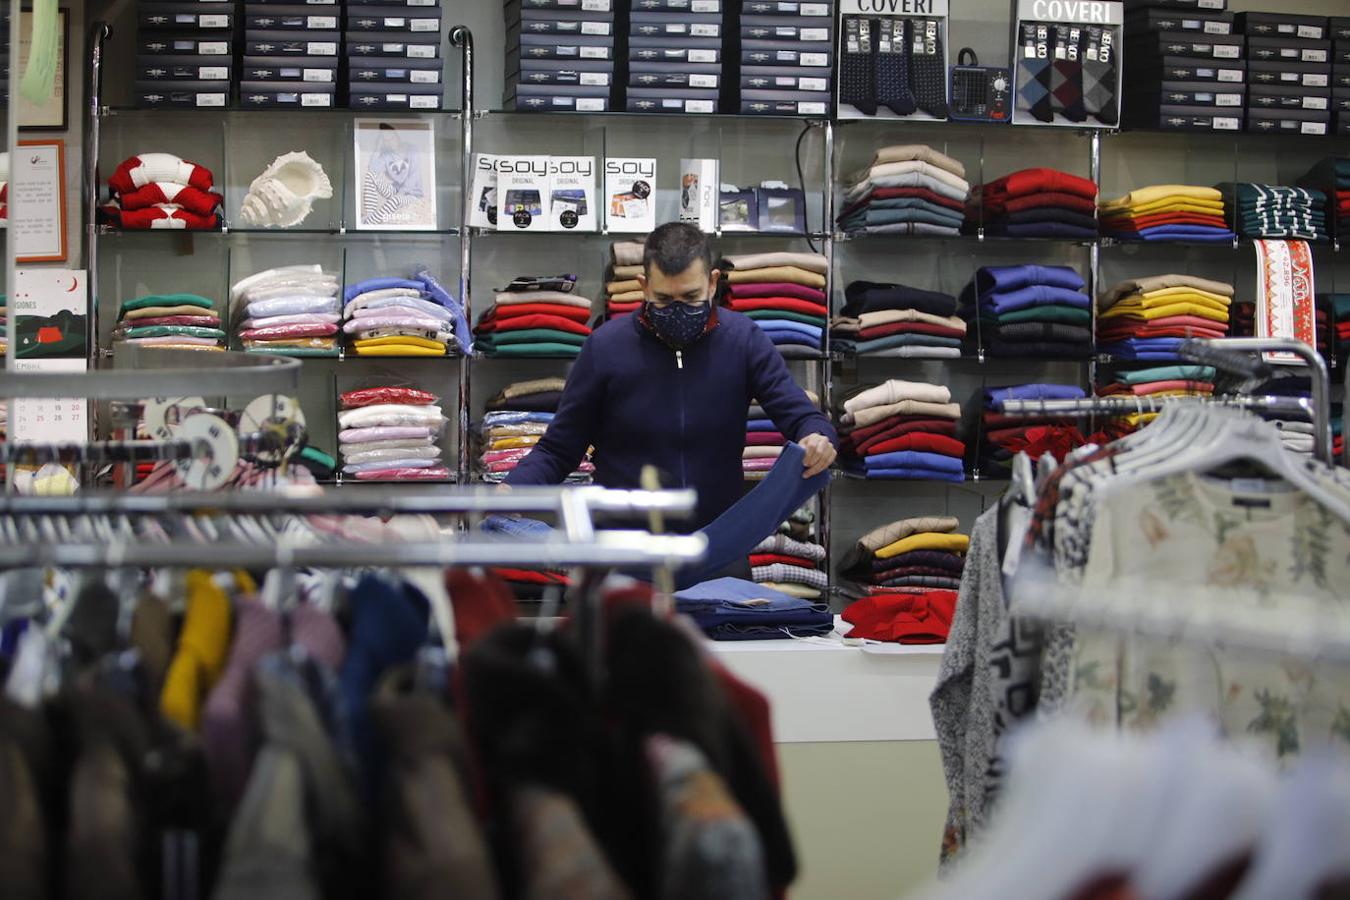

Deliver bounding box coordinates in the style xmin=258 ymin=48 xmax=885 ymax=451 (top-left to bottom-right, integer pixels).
xmin=353 ymin=118 xmax=437 ymax=231
xmin=17 ymin=9 xmax=69 ymax=131
xmin=13 ymin=139 xmax=67 ymax=262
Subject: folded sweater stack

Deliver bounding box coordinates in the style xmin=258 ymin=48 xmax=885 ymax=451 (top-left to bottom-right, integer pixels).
xmin=231 ymin=264 xmax=341 ymax=357
xmin=724 ymin=251 xmax=828 ymax=358
xmin=832 ymin=281 xmax=964 ymax=358
xmin=1331 ymin=294 xmax=1350 ymax=351
xmin=750 ymin=513 xmax=829 ymax=601
xmin=1098 ymin=184 xmax=1235 ymax=243
xmin=1097 ymin=274 xmax=1233 ymax=361
xmin=606 ymin=242 xmax=646 ymax=320
xmin=838 ymin=517 xmax=965 ymax=641
xmin=341 ymin=271 xmax=469 ymax=358
xmin=959 ymin=264 xmax=1093 ymax=359
xmin=1220 ymin=183 xmax=1329 ymax=242
xmin=838 ymin=379 xmax=965 ymax=482
xmin=968 ymin=167 xmax=1098 ymax=240
xmin=1097 ymin=365 xmax=1216 ymax=435
xmin=0 ymin=296 xmax=7 ymax=355
xmin=1296 ymin=157 xmax=1349 ymax=240
xmin=102 ymin=153 xmax=223 ymax=230
xmin=337 ymin=387 xmax=450 ymax=482
xmin=479 ymin=378 xmax=593 ymax=484
xmin=112 ymin=293 xmax=225 ymax=353
xmin=837 ymin=145 xmax=970 ymax=238
xmin=975 ymin=384 xmax=1087 ymax=472
xmin=743 ymin=392 xmax=819 ymax=481
xmin=474 ymin=279 xmax=592 ymax=358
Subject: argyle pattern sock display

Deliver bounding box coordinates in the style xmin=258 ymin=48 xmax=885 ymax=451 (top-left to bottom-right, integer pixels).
xmin=876 ymin=17 xmax=916 ymax=116
xmin=842 ymin=16 xmax=878 ymax=115
xmin=1017 ymin=24 xmax=1054 ymax=123
xmin=1050 ymin=25 xmax=1087 ymax=122
xmin=1081 ymin=25 xmax=1118 ymax=126
xmin=909 ymin=19 xmax=948 ymax=118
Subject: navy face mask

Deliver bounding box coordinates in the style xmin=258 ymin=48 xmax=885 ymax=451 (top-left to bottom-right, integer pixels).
xmin=643 ymin=300 xmax=713 ymax=350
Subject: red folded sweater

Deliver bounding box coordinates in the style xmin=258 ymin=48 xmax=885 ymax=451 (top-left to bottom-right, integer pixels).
xmin=978 ymin=168 xmax=1098 ymax=204
xmin=856 ymin=321 xmax=966 ymax=341
xmin=729 ymin=282 xmax=828 ymax=304
xmin=107 ymin=153 xmax=214 ymax=195
xmin=118 ymin=182 xmax=223 ymax=216
xmin=102 ymin=205 xmax=219 ymax=230
xmin=749 ymin=553 xmax=819 ymax=569
xmin=846 ymin=416 xmax=958 ymax=453
xmin=729 ymin=296 xmax=829 ymax=317
xmin=475 ymin=313 xmax=592 ymax=336
xmin=491 ymin=302 xmax=592 ymax=322
xmin=841 ymin=589 xmax=958 ymax=644
xmin=863 ymin=432 xmax=966 ymax=459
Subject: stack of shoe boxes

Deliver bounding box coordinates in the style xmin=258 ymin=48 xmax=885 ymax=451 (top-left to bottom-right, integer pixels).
xmin=240 ymin=2 xmax=341 ymax=109
xmin=624 ymin=0 xmax=724 ymax=114
xmin=1330 ymin=17 xmax=1349 ymax=135
xmin=505 ymin=0 xmax=617 ymax=112
xmin=1122 ymin=0 xmax=1246 ymax=133
xmin=730 ymin=0 xmax=834 ymax=116
xmin=347 ymin=2 xmax=444 ymax=110
xmin=1239 ymin=13 xmax=1332 ymax=135
xmin=136 ymin=0 xmax=236 ymax=108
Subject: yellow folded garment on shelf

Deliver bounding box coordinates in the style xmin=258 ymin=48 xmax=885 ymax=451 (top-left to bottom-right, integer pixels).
xmin=606 ymin=279 xmax=642 ymax=294
xmin=487 ymin=423 xmax=550 ymax=438
xmin=489 ymin=435 xmax=542 ymax=451
xmin=1100 ymin=202 xmax=1227 ymax=221
xmin=352 ymin=335 xmax=448 ymax=354
xmin=1098 ymin=184 xmax=1224 ymax=210
xmin=1102 ymin=290 xmax=1232 ymax=315
xmin=874 ymin=531 xmax=970 ymax=560
xmin=248 ymin=337 xmax=337 ymax=350
xmin=609 ymin=290 xmax=645 ymax=304
xmin=759 ymin=581 xmax=822 ymax=599
xmin=352 ymin=344 xmax=449 ymax=357
xmin=726 ymin=266 xmax=827 ymax=289
xmin=1100 ymin=302 xmax=1230 ymax=323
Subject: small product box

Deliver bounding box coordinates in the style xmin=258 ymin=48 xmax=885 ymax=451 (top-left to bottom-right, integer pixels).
xmin=679 ymin=158 xmax=719 ymax=232
xmin=497 ymin=155 xmax=552 ymax=232
xmin=604 ymin=157 xmax=657 ymax=233
xmin=469 ymin=153 xmax=500 ymax=229
xmin=548 ymin=156 xmax=598 ymax=231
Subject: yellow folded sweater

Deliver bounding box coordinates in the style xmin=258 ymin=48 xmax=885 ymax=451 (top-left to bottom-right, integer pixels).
xmin=875 ymin=531 xmax=970 ymax=560
xmin=1099 ymin=184 xmax=1224 ymax=210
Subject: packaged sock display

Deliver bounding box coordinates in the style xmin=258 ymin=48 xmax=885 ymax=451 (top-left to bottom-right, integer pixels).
xmin=836 ymin=380 xmax=965 ymax=482
xmin=231 ymin=264 xmax=341 ymax=356
xmin=136 ymin=0 xmax=234 ymax=109
xmin=1013 ymin=0 xmax=1123 ymax=128
xmin=959 ymin=265 xmax=1093 ymax=360
xmin=838 ymin=143 xmax=969 ymax=237
xmin=838 ymin=2 xmax=946 ymax=120
xmin=473 ymin=276 xmax=593 ymax=358
xmin=623 ymin=0 xmax=724 ymax=113
xmin=342 ymin=270 xmax=469 ymax=357
xmin=1097 ymin=273 xmax=1234 ymax=360
xmin=338 ymin=388 xmax=450 ymax=481
xmin=723 ymin=251 xmax=828 ymax=359
xmin=832 ymin=280 xmax=964 ymax=359
xmin=101 ymin=153 xmax=223 ymax=230
xmin=113 ymin=293 xmax=225 ymax=353
xmin=504 ymin=0 xmax=615 ymax=111
xmin=604 ymin=157 xmax=656 ymax=233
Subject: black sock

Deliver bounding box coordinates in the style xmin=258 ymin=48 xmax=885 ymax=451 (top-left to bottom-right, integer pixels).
xmin=909 ymin=18 xmax=948 ymax=118
xmin=841 ymin=16 xmax=878 ymax=115
xmin=1082 ymin=25 xmax=1118 ymax=125
xmin=1016 ymin=23 xmax=1054 ymax=123
xmin=1050 ymin=25 xmax=1087 ymax=122
xmin=875 ymin=17 xmax=916 ymax=116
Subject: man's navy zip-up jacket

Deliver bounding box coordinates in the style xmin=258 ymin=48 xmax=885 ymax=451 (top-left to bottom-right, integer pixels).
xmin=505 ymin=308 xmax=838 ymax=531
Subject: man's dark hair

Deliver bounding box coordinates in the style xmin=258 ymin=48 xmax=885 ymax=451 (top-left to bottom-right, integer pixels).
xmin=643 ymin=222 xmax=714 ymax=276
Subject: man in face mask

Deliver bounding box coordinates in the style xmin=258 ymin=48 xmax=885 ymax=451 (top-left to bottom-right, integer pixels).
xmin=503 ymin=222 xmax=837 ymax=535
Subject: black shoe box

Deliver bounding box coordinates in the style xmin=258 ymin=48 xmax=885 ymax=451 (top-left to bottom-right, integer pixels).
xmin=139 ymin=33 xmax=233 ymax=56
xmin=240 ymin=81 xmax=336 ymax=107
xmin=513 ymin=56 xmax=614 ymax=82
xmin=739 ymin=1 xmax=830 ymax=16
xmin=629 ymin=34 xmax=722 ymax=51
xmin=349 ymin=83 xmax=444 ymax=109
xmin=1246 ymin=107 xmax=1330 ymax=134
xmin=506 ymin=82 xmax=611 ymax=111
xmin=1236 ymin=13 xmax=1328 ymax=42
xmin=517 ymin=0 xmax=612 ymax=9
xmin=139 ymin=4 xmax=235 ymax=31
xmin=740 ymin=19 xmax=832 ymax=42
xmin=1247 ymin=60 xmax=1331 ymax=89
xmin=508 ymin=33 xmax=613 ymax=65
xmin=739 ymin=47 xmax=829 ymax=67
xmin=245 ymin=30 xmax=339 ymax=57
xmin=347 ymin=7 xmax=441 ymax=34
xmin=625 ymin=86 xmax=719 ymax=113
xmin=243 ymin=7 xmax=340 ymax=31
xmin=504 ymin=4 xmax=614 ymax=37
xmin=1247 ymin=36 xmax=1331 ymax=65
xmin=241 ymin=56 xmax=339 ymax=83
xmin=1125 ymin=8 xmax=1233 ymax=35
xmin=1333 ymin=18 xmax=1350 ymax=42
xmin=629 ymin=68 xmax=720 ymax=89
xmin=238 ymin=0 xmax=338 ymax=4
xmin=630 ymin=12 xmax=721 ymax=40
xmin=1146 ymin=105 xmax=1243 ymax=131
xmin=347 ymin=32 xmax=439 ymax=58
xmin=351 ymin=57 xmax=440 ymax=84
xmin=1126 ymin=81 xmax=1244 ymax=107
xmin=137 ymin=54 xmax=232 ymax=81
xmin=1134 ymin=56 xmax=1245 ymax=83
xmin=631 ymin=46 xmax=720 ymax=64
xmin=740 ymin=65 xmax=829 ymax=92
xmin=739 ymin=96 xmax=828 ymax=115
xmin=1248 ymin=83 xmax=1330 ymax=113
xmin=1122 ymin=0 xmax=1227 ymax=8
xmin=1127 ymin=31 xmax=1243 ymax=60
xmin=631 ymin=0 xmax=721 ymax=8
xmin=135 ymin=80 xmax=230 ymax=108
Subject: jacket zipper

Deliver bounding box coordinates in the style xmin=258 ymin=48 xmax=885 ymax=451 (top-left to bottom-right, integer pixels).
xmin=676 ymin=349 xmax=687 ymax=488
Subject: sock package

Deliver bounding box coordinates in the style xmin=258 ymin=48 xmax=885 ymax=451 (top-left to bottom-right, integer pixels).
xmin=838 ymin=14 xmax=947 ymax=120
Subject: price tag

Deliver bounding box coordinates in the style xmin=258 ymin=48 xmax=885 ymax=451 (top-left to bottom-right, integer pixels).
xmin=308 ymin=16 xmax=337 ymax=27
xmin=580 ymin=46 xmax=608 ymax=58
xmin=1216 ymin=93 xmax=1242 ymax=106
xmin=409 ymin=44 xmax=436 ymax=57
xmin=410 ymin=95 xmax=438 ymax=108
xmin=1297 ymin=24 xmax=1322 ymax=39
xmin=690 ymin=49 xmax=716 ymax=62
xmin=410 ymin=18 xmax=438 ymax=31
xmin=1217 ymin=69 xmax=1242 ymax=82
xmin=200 ymin=66 xmax=228 ymax=79
xmin=1213 ymin=44 xmax=1239 ymax=59
xmin=690 ymin=74 xmax=717 ymax=87
xmin=309 ymin=41 xmax=337 ymax=54
xmin=303 ymin=68 xmax=333 ymax=82
xmin=580 ymin=72 xmax=609 ymax=85
xmin=581 ymin=21 xmax=610 ymax=34
xmin=687 ymin=100 xmax=714 ymax=112
xmin=1305 ymin=96 xmax=1328 ymax=110
xmin=197 ymin=93 xmax=226 ymax=106
xmin=577 ymin=97 xmax=605 ymax=110
xmin=1214 ymin=116 xmax=1240 ymax=130
xmin=301 ymin=93 xmax=331 ymax=106
xmin=199 ymin=14 xmax=229 ymax=27
xmin=410 ymin=70 xmax=439 ymax=83
xmin=1302 ymin=121 xmax=1327 ymax=134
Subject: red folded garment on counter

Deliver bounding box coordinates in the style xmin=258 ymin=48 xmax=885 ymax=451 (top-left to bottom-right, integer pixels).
xmin=745 ymin=431 xmax=786 ymax=446
xmin=841 ymin=589 xmax=958 ymax=643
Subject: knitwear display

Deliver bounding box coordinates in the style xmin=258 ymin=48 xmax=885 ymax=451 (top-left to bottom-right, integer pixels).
xmin=102 ymin=153 xmax=222 ymax=230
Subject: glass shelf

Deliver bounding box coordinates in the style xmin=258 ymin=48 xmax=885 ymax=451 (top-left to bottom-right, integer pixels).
xmin=831 ymin=350 xmax=1092 ymax=365
xmin=103 ymin=105 xmax=463 ymax=118
xmin=470 ymin=227 xmax=829 ymax=241
xmin=98 ymin=225 xmax=462 ymax=237
xmin=479 ymin=108 xmax=827 ymax=125
xmin=834 ymin=231 xmax=1096 ymax=247
xmin=834 ymin=117 xmax=1107 ymax=138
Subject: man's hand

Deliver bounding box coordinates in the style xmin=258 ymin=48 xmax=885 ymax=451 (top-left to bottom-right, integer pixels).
xmin=799 ymin=432 xmax=836 ymax=478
